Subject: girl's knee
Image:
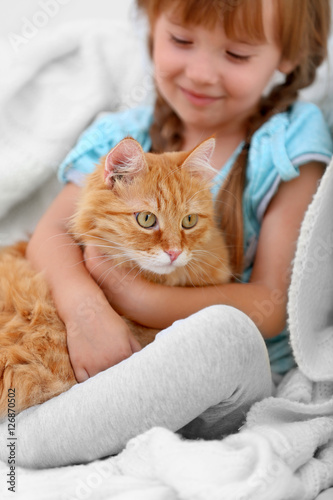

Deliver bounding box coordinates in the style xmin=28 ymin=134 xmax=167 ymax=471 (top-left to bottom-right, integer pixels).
xmin=174 ymin=305 xmax=267 ymax=363
xmin=194 ymin=305 xmax=271 ymax=381
xmin=189 ymin=305 xmax=264 ymax=347
xmin=160 ymin=305 xmax=270 ymax=379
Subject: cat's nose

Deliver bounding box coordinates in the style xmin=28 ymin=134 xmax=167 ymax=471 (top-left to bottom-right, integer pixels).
xmin=165 ymin=249 xmax=182 ymax=263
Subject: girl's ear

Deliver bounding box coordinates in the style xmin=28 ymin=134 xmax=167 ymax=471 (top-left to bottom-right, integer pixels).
xmin=182 ymin=137 xmax=217 ymax=181
xmin=104 ymin=138 xmax=147 ymax=188
xmin=278 ymin=58 xmax=297 ymax=75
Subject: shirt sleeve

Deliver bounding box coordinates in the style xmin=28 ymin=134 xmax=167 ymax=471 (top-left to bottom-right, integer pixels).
xmin=246 ymin=101 xmax=333 ymax=226
xmin=277 ymin=101 xmax=333 ymax=177
xmin=57 ymin=106 xmax=153 ymax=186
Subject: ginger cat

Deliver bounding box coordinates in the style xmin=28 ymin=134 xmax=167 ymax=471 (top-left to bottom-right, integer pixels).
xmin=0 ymin=137 xmax=231 ymax=417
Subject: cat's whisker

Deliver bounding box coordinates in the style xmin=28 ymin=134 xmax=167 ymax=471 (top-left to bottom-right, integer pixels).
xmin=193 ymin=242 xmax=242 ymax=251
xmin=95 ymin=267 xmax=117 ymax=288
xmin=83 ymin=252 xmax=127 ymax=265
xmin=187 ymin=187 xmax=212 ymax=203
xmin=192 ymin=257 xmax=240 ymax=285
xmin=130 ymin=266 xmax=146 ymax=283
xmin=162 ymin=165 xmax=183 ymax=182
xmin=89 ymin=262 xmax=120 ymax=288
xmin=91 ymin=236 xmax=124 ymax=247
xmin=43 ymin=232 xmax=81 ymax=247
xmin=183 ymin=264 xmax=198 ymax=287
xmin=68 ymin=231 xmax=119 ymax=243
xmin=188 ymin=260 xmax=222 ymax=286
xmin=191 ymin=253 xmax=229 ymax=275
xmin=81 ymin=254 xmax=115 ymax=273
xmin=58 ymin=247 xmax=126 ymax=269
xmin=192 ymin=249 xmax=230 ymax=268
xmin=192 ymin=248 xmax=224 ymax=256
xmin=45 ymin=233 xmax=124 ymax=255
xmin=68 ymin=232 xmax=123 ymax=248
xmin=214 ymin=187 xmax=239 ymax=205
xmin=94 ymin=257 xmax=140 ymax=287
xmin=110 ymin=256 xmax=138 ymax=270
xmin=188 ymin=260 xmax=213 ymax=286
xmin=107 ymin=262 xmax=145 ymax=287
xmin=191 ymin=254 xmax=239 ymax=282
xmin=192 ymin=249 xmax=230 ymax=262
xmin=84 ymin=243 xmax=125 ymax=252
xmin=191 ymin=255 xmax=230 ymax=274
xmin=52 ymin=241 xmax=130 ymax=263
xmin=44 ymin=241 xmax=88 ymax=260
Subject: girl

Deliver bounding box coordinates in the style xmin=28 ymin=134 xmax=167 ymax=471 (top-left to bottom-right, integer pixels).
xmin=3 ymin=0 xmax=332 ymax=468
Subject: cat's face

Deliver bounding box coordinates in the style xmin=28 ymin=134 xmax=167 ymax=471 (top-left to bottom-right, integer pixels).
xmin=76 ymin=137 xmax=220 ymax=276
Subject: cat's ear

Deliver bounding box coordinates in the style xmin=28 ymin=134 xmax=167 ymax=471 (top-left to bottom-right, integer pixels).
xmin=182 ymin=137 xmax=217 ymax=181
xmin=104 ymin=137 xmax=146 ymax=188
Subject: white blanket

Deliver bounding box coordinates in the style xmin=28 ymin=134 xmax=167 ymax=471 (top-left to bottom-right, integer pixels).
xmin=0 ymin=17 xmax=152 ymax=241
xmin=0 ymin=20 xmax=333 ymax=500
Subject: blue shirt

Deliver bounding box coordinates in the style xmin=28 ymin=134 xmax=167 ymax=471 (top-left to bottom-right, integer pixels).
xmin=58 ymin=103 xmax=333 ymax=374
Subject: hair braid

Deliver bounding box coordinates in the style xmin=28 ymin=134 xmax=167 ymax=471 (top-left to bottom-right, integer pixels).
xmin=216 ymin=61 xmax=320 ymax=279
xmin=150 ymin=91 xmax=184 ymax=153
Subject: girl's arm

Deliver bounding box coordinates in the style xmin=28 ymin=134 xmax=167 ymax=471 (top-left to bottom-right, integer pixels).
xmin=26 ymin=182 xmax=141 ymax=382
xmin=85 ymin=161 xmax=324 ymax=339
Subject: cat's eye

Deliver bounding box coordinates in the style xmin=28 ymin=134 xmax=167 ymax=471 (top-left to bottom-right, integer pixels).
xmin=182 ymin=214 xmax=198 ymax=229
xmin=136 ymin=211 xmax=157 ymax=228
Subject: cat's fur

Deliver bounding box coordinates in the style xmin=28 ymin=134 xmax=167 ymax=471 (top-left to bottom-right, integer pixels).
xmin=0 ymin=137 xmax=231 ymax=417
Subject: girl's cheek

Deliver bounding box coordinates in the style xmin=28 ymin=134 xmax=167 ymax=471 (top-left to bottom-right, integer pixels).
xmin=155 ymin=53 xmax=183 ymax=80
xmin=226 ymin=67 xmax=261 ymax=96
xmin=223 ymin=68 xmax=249 ymax=95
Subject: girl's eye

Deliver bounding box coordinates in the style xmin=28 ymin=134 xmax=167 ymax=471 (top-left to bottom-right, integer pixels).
xmin=170 ymin=34 xmax=192 ymax=46
xmin=226 ymin=51 xmax=250 ymax=61
xmin=182 ymin=214 xmax=198 ymax=229
xmin=136 ymin=212 xmax=157 ymax=229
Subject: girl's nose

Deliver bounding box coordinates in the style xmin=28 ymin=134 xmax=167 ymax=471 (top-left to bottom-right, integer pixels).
xmin=185 ymin=52 xmax=219 ymax=86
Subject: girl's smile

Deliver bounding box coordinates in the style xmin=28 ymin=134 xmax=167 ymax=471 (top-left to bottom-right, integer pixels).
xmin=179 ymin=86 xmax=224 ymax=107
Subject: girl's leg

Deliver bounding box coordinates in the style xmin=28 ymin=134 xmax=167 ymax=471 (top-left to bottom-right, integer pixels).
xmin=0 ymin=305 xmax=272 ymax=468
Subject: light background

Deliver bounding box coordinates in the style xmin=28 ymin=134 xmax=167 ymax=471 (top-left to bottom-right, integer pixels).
xmin=1 ymin=0 xmax=136 ymax=45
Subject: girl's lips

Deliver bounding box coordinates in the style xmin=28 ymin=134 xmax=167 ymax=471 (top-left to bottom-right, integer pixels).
xmin=180 ymin=87 xmax=222 ymax=106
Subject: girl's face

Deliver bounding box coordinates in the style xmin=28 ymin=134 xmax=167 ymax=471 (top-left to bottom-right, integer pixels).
xmin=152 ymin=1 xmax=293 ymax=138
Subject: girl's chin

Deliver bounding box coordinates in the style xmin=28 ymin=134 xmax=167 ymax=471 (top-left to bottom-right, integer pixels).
xmin=177 ymin=106 xmax=225 ymax=128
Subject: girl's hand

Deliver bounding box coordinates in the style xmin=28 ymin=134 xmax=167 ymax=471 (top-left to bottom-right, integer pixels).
xmin=64 ymin=286 xmax=142 ymax=382
xmin=83 ymin=246 xmax=153 ymax=322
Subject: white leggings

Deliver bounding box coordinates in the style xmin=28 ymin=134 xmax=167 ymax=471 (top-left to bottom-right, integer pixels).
xmin=0 ymin=305 xmax=272 ymax=468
